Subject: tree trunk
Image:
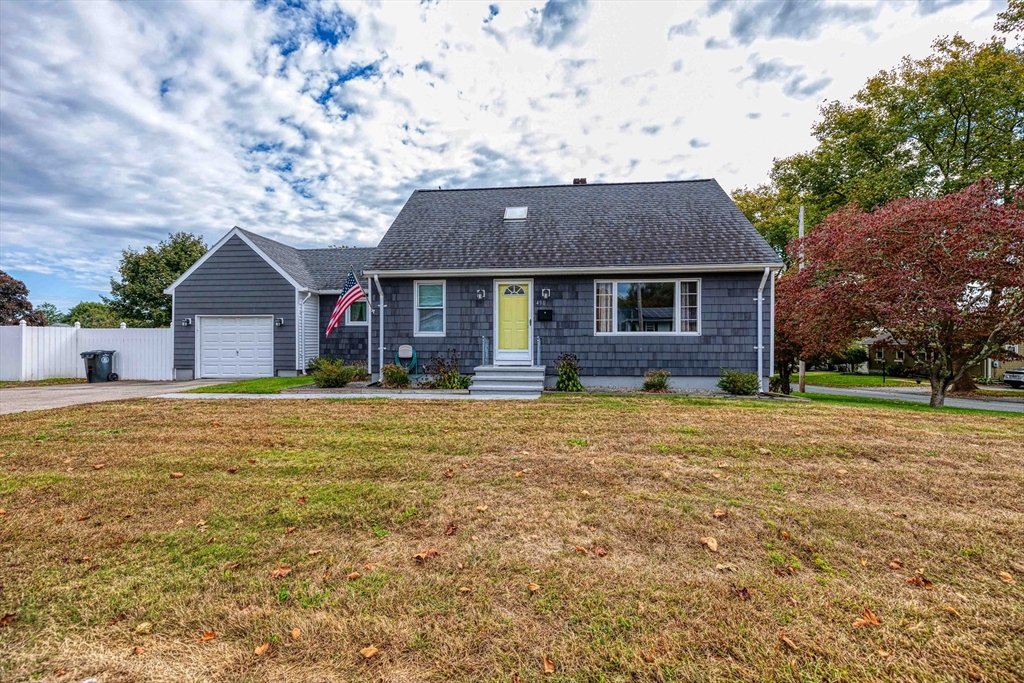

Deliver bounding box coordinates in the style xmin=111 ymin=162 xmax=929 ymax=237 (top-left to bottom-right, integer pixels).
xmin=951 ymin=372 xmax=977 ymax=393
xmin=776 ymin=360 xmax=794 ymax=395
xmin=929 ymin=370 xmax=950 ymax=408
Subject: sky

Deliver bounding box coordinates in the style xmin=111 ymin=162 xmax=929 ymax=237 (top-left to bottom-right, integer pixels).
xmin=0 ymin=0 xmax=1007 ymax=310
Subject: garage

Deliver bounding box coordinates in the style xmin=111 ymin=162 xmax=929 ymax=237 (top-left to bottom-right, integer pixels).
xmin=198 ymin=316 xmax=274 ymax=378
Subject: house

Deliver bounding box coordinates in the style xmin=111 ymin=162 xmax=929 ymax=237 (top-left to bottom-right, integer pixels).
xmin=165 ymin=179 xmax=783 ymax=392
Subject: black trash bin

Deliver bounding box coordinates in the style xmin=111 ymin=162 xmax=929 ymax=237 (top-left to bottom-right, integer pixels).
xmin=80 ymin=350 xmax=119 ymax=383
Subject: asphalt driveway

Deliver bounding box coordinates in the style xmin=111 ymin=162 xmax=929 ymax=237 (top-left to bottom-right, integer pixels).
xmin=803 ymin=384 xmax=1023 ymax=413
xmin=0 ymin=380 xmax=228 ymax=415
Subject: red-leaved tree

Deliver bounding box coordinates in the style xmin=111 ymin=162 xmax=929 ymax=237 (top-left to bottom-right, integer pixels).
xmin=785 ymin=179 xmax=1024 ymax=407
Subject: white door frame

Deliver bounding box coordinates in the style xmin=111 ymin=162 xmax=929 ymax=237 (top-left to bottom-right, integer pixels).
xmin=195 ymin=315 xmax=275 ymax=378
xmin=493 ymin=278 xmax=534 ymax=365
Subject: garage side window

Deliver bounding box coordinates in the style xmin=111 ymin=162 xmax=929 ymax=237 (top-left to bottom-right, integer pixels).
xmin=414 ymin=281 xmax=445 ymax=336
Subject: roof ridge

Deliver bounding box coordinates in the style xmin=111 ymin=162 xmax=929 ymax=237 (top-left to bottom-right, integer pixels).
xmin=415 ymin=178 xmax=716 ymax=193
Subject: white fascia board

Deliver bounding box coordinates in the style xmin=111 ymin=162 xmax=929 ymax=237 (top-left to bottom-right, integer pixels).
xmin=363 ymin=263 xmax=784 ymax=278
xmin=163 ymin=227 xmax=304 ymax=294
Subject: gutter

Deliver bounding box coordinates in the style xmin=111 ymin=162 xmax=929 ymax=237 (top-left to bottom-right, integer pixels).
xmin=756 ymin=267 xmax=770 ymax=393
xmin=362 ymin=263 xmax=784 ymax=279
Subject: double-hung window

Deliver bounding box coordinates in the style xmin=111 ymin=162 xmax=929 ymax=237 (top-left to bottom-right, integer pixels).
xmin=346 ymin=299 xmax=368 ymax=326
xmin=414 ymin=281 xmax=445 ymax=336
xmin=594 ymin=279 xmax=700 ymax=335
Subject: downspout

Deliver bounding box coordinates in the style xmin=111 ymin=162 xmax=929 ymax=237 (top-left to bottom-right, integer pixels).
xmin=299 ymin=292 xmax=311 ymax=372
xmin=756 ymin=267 xmax=770 ymax=394
xmin=373 ymin=275 xmax=386 ymax=381
xmin=769 ymin=271 xmax=776 ymax=382
xmin=365 ymin=275 xmax=372 ymax=379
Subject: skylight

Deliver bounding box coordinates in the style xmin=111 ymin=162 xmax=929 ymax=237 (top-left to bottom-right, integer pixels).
xmin=503 ymin=206 xmax=528 ymax=221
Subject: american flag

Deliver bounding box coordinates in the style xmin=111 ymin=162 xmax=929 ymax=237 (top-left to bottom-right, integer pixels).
xmin=326 ymin=270 xmax=366 ymax=337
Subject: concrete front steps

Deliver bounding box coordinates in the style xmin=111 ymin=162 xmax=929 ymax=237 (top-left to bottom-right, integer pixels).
xmin=470 ymin=365 xmax=546 ymax=398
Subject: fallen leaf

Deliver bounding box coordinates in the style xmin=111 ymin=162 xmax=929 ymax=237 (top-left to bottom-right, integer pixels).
xmin=594 ymin=546 xmax=608 ymax=557
xmin=575 ymin=546 xmax=588 ymax=554
xmin=758 ymin=447 xmax=772 ymax=455
xmin=364 ymin=562 xmax=379 ymax=571
xmin=346 ymin=572 xmax=361 ymax=581
xmin=0 ymin=509 xmax=6 ymax=516
xmin=198 ymin=631 xmax=216 ymax=642
xmin=248 ymin=458 xmax=256 ymax=464
xmin=285 ymin=526 xmax=297 ymax=534
xmin=170 ymin=472 xmax=184 ymax=479
xmin=781 ymin=531 xmax=791 ymax=540
xmin=93 ymin=463 xmax=105 ymax=470
xmin=322 ymin=570 xmax=330 ymax=581
xmin=459 ymin=586 xmax=472 ymax=593
xmin=55 ymin=668 xmax=68 ymax=674
xmin=107 ymin=613 xmax=127 ymax=625
xmin=889 ymin=561 xmax=902 ymax=570
xmin=581 ymin=489 xmax=591 ymax=496
xmin=942 ymin=604 xmax=960 ymax=616
xmin=527 ymin=582 xmax=540 ymax=592
xmin=254 ymin=642 xmax=269 ymax=656
xmin=715 ymin=563 xmax=738 ymax=572
xmin=461 ymin=463 xmax=468 ymax=469
xmin=297 ymin=497 xmax=307 ymax=505
xmin=700 ymin=536 xmax=719 ymax=553
xmin=226 ymin=562 xmax=240 ymax=570
xmin=837 ymin=468 xmax=848 ymax=475
xmin=444 ymin=468 xmax=454 ymax=478
xmin=290 ymin=627 xmax=301 ymax=640
xmin=213 ymin=422 xmax=221 ymax=427
xmin=1 ymin=613 xmax=16 ymax=626
xmin=514 ymin=470 xmax=524 ymax=478
xmin=713 ymin=509 xmax=727 ymax=519
xmin=135 ymin=622 xmax=152 ymax=635
xmin=641 ymin=650 xmax=654 ymax=663
xmin=271 ymin=566 xmax=292 ymax=578
xmin=779 ymin=630 xmax=799 ymax=651
xmin=55 ymin=516 xmax=64 ymax=524
xmin=877 ymin=649 xmax=891 ymax=657
xmin=998 ymin=571 xmax=1015 ymax=584
xmin=77 ymin=514 xmax=91 ymax=521
xmin=413 ymin=548 xmax=439 ymax=563
xmin=852 ymin=606 xmax=882 ymax=628
xmin=860 ymin=558 xmax=868 ymax=566
xmin=360 ymin=645 xmax=379 ymax=659
xmin=445 ymin=522 xmax=458 ymax=536
xmin=227 ymin=466 xmax=238 ymax=474
xmin=543 ymin=654 xmax=555 ymax=674
xmin=907 ymin=575 xmax=934 ymax=589
xmin=268 ymin=507 xmax=279 ymax=514
xmin=132 ymin=646 xmax=145 ymax=655
xmin=732 ymin=585 xmax=751 ymax=601
xmin=476 ymin=505 xmax=488 ymax=512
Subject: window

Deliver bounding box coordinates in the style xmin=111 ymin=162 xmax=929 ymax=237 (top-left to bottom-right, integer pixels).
xmin=345 ymin=299 xmax=368 ymax=326
xmin=503 ymin=206 xmax=528 ymax=220
xmin=414 ymin=281 xmax=445 ymax=336
xmin=875 ymin=350 xmax=884 ymax=362
xmin=895 ymin=351 xmax=905 ymax=363
xmin=594 ymin=279 xmax=700 ymax=335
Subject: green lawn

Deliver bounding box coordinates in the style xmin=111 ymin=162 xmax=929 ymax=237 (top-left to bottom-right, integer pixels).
xmin=801 ymin=371 xmax=919 ymax=388
xmin=184 ymin=376 xmax=315 ymax=394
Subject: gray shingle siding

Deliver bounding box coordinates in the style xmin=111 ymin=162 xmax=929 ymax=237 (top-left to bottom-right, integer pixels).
xmin=346 ymin=272 xmax=772 ymax=379
xmin=172 ymin=235 xmax=297 ymax=375
xmin=319 ymin=294 xmax=372 ymax=367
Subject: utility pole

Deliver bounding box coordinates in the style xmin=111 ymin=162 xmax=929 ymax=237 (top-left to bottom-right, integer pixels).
xmin=798 ymin=205 xmax=806 ymax=394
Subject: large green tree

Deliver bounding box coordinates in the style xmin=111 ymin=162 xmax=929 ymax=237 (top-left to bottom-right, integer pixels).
xmin=735 ymin=25 xmax=1024 ymax=246
xmin=105 ymin=232 xmax=206 ymax=327
xmin=64 ymin=301 xmax=120 ymax=328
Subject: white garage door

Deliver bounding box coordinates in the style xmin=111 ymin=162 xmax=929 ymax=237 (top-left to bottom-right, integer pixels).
xmin=199 ymin=317 xmax=274 ymax=378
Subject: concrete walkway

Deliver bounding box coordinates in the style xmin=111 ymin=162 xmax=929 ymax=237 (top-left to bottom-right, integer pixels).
xmin=0 ymin=380 xmax=228 ymax=415
xmin=155 ymin=390 xmax=540 ymax=402
xmin=802 ymin=385 xmax=1023 ymax=413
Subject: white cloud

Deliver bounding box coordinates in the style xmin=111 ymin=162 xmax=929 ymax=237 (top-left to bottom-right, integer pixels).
xmin=0 ymin=0 xmax=1001 ymax=303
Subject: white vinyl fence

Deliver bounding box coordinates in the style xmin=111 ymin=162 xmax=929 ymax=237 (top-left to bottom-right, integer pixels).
xmin=0 ymin=322 xmax=173 ymax=381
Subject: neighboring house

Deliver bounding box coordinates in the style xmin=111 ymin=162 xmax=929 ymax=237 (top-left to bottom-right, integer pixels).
xmin=165 ymin=179 xmax=783 ymax=390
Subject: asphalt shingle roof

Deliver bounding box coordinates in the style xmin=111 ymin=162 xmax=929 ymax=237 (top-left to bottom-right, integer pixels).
xmin=367 ymin=179 xmax=782 ymax=272
xmin=236 ymin=228 xmax=375 ymax=291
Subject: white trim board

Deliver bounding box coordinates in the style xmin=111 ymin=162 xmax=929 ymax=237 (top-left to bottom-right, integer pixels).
xmin=493 ymin=278 xmax=534 ymax=365
xmin=366 ymin=263 xmax=783 ymax=278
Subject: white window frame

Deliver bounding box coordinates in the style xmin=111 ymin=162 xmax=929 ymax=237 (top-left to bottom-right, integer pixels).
xmin=593 ymin=278 xmax=701 ymax=336
xmin=895 ymin=351 xmax=905 ymax=363
xmin=414 ymin=280 xmax=446 ymax=337
xmin=875 ymin=350 xmax=884 ymax=362
xmin=345 ymin=298 xmax=368 ymax=326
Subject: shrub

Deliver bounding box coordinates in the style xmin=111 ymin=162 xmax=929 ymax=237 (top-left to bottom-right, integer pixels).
xmin=555 ymin=353 xmax=584 ymax=392
xmin=381 ymin=363 xmax=410 ymax=389
xmin=309 ymin=357 xmax=358 ymax=388
xmin=717 ymin=368 xmax=761 ymax=395
xmin=421 ymin=349 xmax=471 ymax=390
xmin=642 ymin=369 xmax=671 ymax=392
xmin=308 ymin=357 xmax=369 ymax=383
xmin=346 ymin=362 xmax=370 ymax=382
